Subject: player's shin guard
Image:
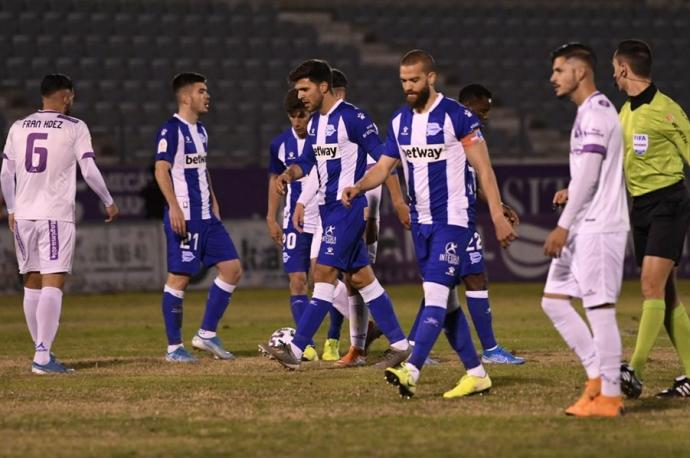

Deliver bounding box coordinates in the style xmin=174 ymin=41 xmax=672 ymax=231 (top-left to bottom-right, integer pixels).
xmin=327 ymin=280 xmax=348 ymax=340
xmin=23 ymin=287 xmax=41 ymax=343
xmin=630 ymin=299 xmax=665 ymax=379
xmin=200 ymin=277 xmax=235 ymax=334
xmin=408 ymin=283 xmax=449 ymax=369
xmin=408 ymin=299 xmax=425 ymax=344
xmin=349 ymin=294 xmax=369 ymax=350
xmin=542 ymin=297 xmax=599 ymax=379
xmin=34 ymin=287 xmax=63 ymax=365
xmin=586 ymin=306 xmax=622 ymax=397
xmin=444 ymin=307 xmax=481 ymax=370
xmin=466 ymin=290 xmax=498 ymax=351
xmin=292 ymin=282 xmax=335 ymax=352
xmin=162 ymin=285 xmax=184 ymax=345
xmin=290 ymin=295 xmax=308 ymax=328
xmin=360 ymin=279 xmax=407 ymax=348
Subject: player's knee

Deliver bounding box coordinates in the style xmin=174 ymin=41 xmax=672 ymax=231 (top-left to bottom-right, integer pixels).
xmin=348 ymin=267 xmax=375 ymax=290
xmin=463 ymin=273 xmax=487 ymax=291
xmin=288 ymin=273 xmax=308 ymax=295
xmin=313 ymin=264 xmax=338 ymax=284
xmin=219 ymin=260 xmax=242 ymax=285
xmin=167 ymin=273 xmax=190 ymax=291
xmin=640 ymin=274 xmax=665 ymax=299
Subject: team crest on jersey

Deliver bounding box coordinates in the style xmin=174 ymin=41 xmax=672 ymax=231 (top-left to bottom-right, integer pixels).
xmin=439 ymin=242 xmax=460 ymax=265
xmin=633 ymin=133 xmax=648 ymax=156
xmin=283 ymin=252 xmax=290 ymax=263
xmin=181 ymin=251 xmax=195 ymax=262
xmin=325 ymin=124 xmax=336 ymax=137
xmin=322 ymin=225 xmax=337 ymax=245
xmin=426 ymin=123 xmax=443 ymax=136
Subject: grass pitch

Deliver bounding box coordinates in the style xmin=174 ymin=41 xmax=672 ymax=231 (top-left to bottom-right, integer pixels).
xmin=1 ymin=281 xmax=690 ymax=458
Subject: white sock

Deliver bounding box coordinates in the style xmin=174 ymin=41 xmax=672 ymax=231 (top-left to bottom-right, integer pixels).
xmin=586 ymin=307 xmax=622 ymax=397
xmin=198 ymin=329 xmax=216 ymax=339
xmin=34 ymin=287 xmax=63 ymax=365
xmin=167 ymin=344 xmax=184 ymax=353
xmin=542 ymin=297 xmax=599 ymax=379
xmin=391 ymin=339 xmax=409 ymax=351
xmin=349 ymin=294 xmax=368 ymax=350
xmin=404 ymin=362 xmax=420 ymax=383
xmin=23 ymin=287 xmax=41 ymax=343
xmin=332 ymin=280 xmax=350 ymax=318
xmin=467 ymin=364 xmax=487 ymax=378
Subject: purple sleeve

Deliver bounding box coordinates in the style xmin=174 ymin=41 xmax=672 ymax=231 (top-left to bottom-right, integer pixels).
xmin=382 ymin=118 xmax=401 ymax=159
xmin=154 ymin=125 xmax=178 ymax=163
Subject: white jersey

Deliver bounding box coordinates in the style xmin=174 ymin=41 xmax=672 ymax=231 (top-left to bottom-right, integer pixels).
xmin=383 ymin=94 xmax=483 ymax=226
xmin=567 ymin=92 xmax=629 ymax=234
xmin=2 ymin=110 xmax=94 ymax=222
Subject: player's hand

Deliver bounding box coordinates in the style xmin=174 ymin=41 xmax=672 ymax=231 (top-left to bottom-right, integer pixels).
xmin=553 ymin=189 xmax=568 ymax=210
xmin=104 ymin=203 xmax=119 ymax=223
xmin=275 ymin=173 xmax=291 ymax=196
xmin=292 ymin=203 xmax=305 ymax=233
xmin=394 ymin=201 xmax=411 ymax=230
xmin=341 ymin=186 xmax=360 ymax=208
xmin=544 ymin=226 xmax=568 ymax=258
xmin=502 ymin=202 xmax=520 ymax=226
xmin=8 ymin=213 xmax=15 ymax=233
xmin=267 ymin=218 xmax=283 ymax=247
xmin=168 ymin=204 xmax=186 ymax=236
xmin=493 ymin=214 xmax=518 ymax=248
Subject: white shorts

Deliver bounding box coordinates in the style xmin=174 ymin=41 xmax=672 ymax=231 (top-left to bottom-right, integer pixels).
xmin=544 ymin=232 xmax=627 ymax=308
xmin=13 ymin=219 xmax=75 ymax=274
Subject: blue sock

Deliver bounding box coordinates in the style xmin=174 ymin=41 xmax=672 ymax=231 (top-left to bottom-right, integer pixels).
xmin=367 ymin=292 xmax=406 ymax=345
xmin=444 ymin=308 xmax=481 ymax=370
xmin=408 ymin=299 xmax=425 ymax=342
xmin=327 ymin=307 xmax=344 ymax=340
xmin=290 ymin=295 xmax=308 ymax=327
xmin=409 ymin=305 xmax=446 ymax=369
xmin=292 ymin=297 xmax=332 ymax=351
xmin=200 ymin=279 xmax=234 ymax=332
xmin=466 ymin=291 xmax=497 ymax=350
xmin=161 ymin=290 xmax=183 ymax=345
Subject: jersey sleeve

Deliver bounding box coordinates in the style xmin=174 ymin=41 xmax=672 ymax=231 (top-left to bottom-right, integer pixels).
xmin=667 ymin=103 xmax=690 ymax=164
xmin=74 ymin=122 xmax=96 ymax=160
xmin=294 ymin=132 xmax=315 ymax=176
xmin=268 ymin=137 xmax=286 ymax=175
xmin=349 ymin=109 xmax=386 ymax=158
xmin=453 ymin=106 xmax=485 ymax=148
xmin=579 ymin=110 xmax=611 ymax=156
xmin=2 ymin=124 xmax=16 ymax=161
xmin=154 ymin=124 xmax=178 ymax=164
xmin=383 ymin=119 xmax=401 ymax=159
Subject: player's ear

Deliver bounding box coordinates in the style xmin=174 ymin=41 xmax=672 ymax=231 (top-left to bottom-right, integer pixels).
xmin=427 ymin=71 xmax=437 ymax=86
xmin=319 ymin=81 xmax=329 ymax=95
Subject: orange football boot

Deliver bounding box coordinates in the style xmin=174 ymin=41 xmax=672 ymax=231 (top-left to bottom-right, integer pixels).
xmin=565 ymin=377 xmax=601 ymax=416
xmin=335 ymin=346 xmax=367 ymax=367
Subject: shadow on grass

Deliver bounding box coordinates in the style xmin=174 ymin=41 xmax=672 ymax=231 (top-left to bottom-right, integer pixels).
xmin=69 ymin=357 xmax=161 ymax=370
xmin=489 ymin=374 xmax=553 ymax=387
xmin=624 ymin=397 xmax=687 ymax=414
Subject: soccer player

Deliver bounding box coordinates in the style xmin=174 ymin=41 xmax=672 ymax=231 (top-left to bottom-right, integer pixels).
xmin=260 ymin=59 xmax=410 ymax=370
xmin=343 ymin=50 xmax=517 ymax=398
xmin=407 ymin=84 xmax=525 ymax=365
xmin=266 ymin=88 xmax=321 ymax=362
xmin=542 ymin=43 xmax=628 ymax=416
xmin=154 ymin=72 xmax=242 ymax=363
xmin=0 ymin=74 xmax=119 ymax=374
xmin=613 ymin=40 xmax=690 ymax=398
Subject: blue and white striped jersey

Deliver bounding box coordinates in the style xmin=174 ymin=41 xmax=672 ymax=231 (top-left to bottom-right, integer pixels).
xmin=296 ymin=99 xmax=385 ymax=206
xmin=155 ymin=114 xmax=212 ymax=221
xmin=269 ymin=127 xmax=319 ymax=234
xmin=383 ymin=94 xmax=483 ymax=227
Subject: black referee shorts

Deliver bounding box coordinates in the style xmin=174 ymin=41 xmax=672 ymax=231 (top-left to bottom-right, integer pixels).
xmin=631 ymin=180 xmax=690 ymax=267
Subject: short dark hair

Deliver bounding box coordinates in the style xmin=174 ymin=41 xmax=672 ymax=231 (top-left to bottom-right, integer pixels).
xmin=283 ymin=88 xmax=305 ymax=114
xmin=615 ymin=39 xmax=652 ymax=78
xmin=288 ymin=59 xmax=333 ymax=90
xmin=551 ymin=42 xmax=597 ymax=72
xmin=400 ymin=49 xmax=436 ymax=73
xmin=332 ymin=68 xmax=348 ymax=89
xmin=172 ymin=72 xmax=207 ymax=93
xmin=458 ymin=84 xmax=492 ymax=104
xmin=40 ymin=73 xmax=73 ymax=97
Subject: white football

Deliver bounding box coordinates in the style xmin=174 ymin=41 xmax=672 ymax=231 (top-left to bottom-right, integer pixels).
xmin=269 ymin=327 xmax=295 ymax=348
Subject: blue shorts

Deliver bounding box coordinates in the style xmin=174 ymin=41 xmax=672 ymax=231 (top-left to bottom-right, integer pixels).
xmin=164 ymin=214 xmax=239 ymax=275
xmin=460 ymin=231 xmax=486 ymax=277
xmin=317 ymin=198 xmax=369 ymax=272
xmin=412 ymin=223 xmax=474 ymax=287
xmin=282 ymin=220 xmax=313 ymax=274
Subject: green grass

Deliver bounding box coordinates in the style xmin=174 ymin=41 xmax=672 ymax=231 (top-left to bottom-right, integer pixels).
xmin=1 ymin=282 xmax=690 ymax=457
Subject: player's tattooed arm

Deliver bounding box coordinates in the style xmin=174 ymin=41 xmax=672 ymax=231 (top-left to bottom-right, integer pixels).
xmin=154 ymin=160 xmax=186 ymax=236
xmin=266 ymin=174 xmax=284 ymax=246
xmin=342 ymin=155 xmax=399 ymax=208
